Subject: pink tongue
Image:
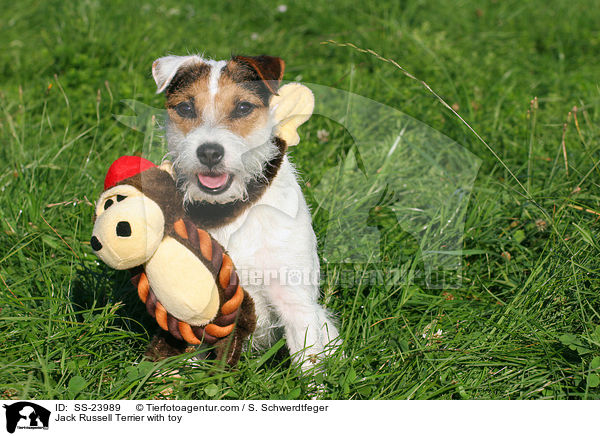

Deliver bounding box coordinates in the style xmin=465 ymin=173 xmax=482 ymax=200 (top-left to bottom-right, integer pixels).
xmin=198 ymin=173 xmax=228 ymax=189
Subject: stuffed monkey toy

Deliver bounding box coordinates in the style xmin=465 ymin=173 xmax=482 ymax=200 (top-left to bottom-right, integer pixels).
xmin=90 ymin=83 xmax=313 ymax=365
xmin=90 ymin=156 xmax=256 ymax=365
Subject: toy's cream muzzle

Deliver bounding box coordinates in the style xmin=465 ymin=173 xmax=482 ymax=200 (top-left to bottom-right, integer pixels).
xmin=91 ymin=184 xmax=164 ymax=270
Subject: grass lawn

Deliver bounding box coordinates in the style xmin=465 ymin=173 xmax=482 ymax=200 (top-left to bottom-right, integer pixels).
xmin=1 ymin=0 xmax=600 ymax=399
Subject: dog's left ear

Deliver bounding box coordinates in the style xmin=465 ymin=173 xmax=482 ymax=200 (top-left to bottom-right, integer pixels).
xmin=232 ymin=55 xmax=285 ymax=95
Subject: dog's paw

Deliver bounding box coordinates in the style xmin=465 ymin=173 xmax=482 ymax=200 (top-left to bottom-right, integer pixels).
xmin=296 ymin=336 xmax=342 ymax=373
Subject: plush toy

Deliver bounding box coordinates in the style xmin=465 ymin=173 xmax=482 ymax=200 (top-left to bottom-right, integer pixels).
xmin=90 ymin=156 xmax=256 ymax=365
xmin=271 ymin=82 xmax=315 ymax=146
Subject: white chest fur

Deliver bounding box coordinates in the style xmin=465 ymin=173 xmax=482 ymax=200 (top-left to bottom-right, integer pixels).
xmin=207 ymin=157 xmax=321 ymax=347
xmin=145 ymin=236 xmax=220 ymax=326
xmin=209 ymin=158 xmax=318 ymax=275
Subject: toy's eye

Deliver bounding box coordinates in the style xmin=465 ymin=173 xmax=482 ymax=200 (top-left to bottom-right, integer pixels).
xmin=231 ymin=101 xmax=255 ymax=119
xmin=103 ymin=199 xmax=114 ymax=210
xmin=117 ymin=195 xmax=126 ymax=202
xmin=174 ymin=101 xmax=196 ymax=119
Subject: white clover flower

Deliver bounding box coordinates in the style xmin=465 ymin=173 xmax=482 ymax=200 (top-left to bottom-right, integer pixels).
xmin=317 ymin=129 xmax=330 ymax=143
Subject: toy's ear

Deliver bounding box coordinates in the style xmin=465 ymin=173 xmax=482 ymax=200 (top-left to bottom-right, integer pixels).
xmin=152 ymin=55 xmax=203 ymax=94
xmin=232 ymin=55 xmax=285 ymax=95
xmin=270 ymin=83 xmax=315 ymax=146
xmin=158 ymin=160 xmax=175 ymax=179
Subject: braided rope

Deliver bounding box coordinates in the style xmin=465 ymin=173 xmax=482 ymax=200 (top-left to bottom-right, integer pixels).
xmin=130 ymin=218 xmax=244 ymax=345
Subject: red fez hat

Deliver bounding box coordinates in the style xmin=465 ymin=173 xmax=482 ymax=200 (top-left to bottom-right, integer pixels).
xmin=104 ymin=156 xmax=156 ymax=190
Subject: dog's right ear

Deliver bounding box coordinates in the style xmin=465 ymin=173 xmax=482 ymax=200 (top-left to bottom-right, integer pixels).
xmin=232 ymin=55 xmax=285 ymax=95
xmin=152 ymin=55 xmax=202 ymax=94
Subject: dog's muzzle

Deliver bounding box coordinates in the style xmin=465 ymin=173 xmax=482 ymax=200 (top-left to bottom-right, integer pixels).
xmin=195 ymin=142 xmax=233 ymax=194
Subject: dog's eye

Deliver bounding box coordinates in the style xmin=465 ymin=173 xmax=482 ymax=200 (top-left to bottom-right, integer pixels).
xmin=231 ymin=101 xmax=255 ymax=119
xmin=174 ymin=101 xmax=196 ymax=119
xmin=116 ymin=195 xmax=126 ymax=202
xmin=103 ymin=199 xmax=114 ymax=210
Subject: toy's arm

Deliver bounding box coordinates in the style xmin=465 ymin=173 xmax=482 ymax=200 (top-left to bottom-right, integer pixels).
xmin=159 ymin=160 xmax=175 ymax=178
xmin=271 ymin=83 xmax=315 ymax=146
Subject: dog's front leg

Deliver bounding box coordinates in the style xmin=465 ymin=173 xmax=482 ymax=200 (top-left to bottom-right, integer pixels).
xmin=265 ymin=279 xmax=339 ymax=371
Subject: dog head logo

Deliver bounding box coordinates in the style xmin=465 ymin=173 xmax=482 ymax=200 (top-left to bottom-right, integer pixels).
xmin=3 ymin=402 xmax=50 ymax=433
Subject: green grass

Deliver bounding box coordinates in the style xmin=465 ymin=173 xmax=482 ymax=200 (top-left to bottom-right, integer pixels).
xmin=1 ymin=0 xmax=600 ymax=399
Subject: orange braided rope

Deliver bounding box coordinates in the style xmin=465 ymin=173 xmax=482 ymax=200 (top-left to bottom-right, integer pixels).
xmin=131 ymin=218 xmax=244 ymax=345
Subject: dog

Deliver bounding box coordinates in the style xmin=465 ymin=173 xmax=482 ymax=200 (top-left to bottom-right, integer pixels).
xmin=149 ymin=54 xmax=339 ymax=370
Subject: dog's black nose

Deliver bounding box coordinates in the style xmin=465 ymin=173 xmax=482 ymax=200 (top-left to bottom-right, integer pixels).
xmin=90 ymin=236 xmax=102 ymax=251
xmin=116 ymin=221 xmax=132 ymax=237
xmin=196 ymin=142 xmax=224 ymax=167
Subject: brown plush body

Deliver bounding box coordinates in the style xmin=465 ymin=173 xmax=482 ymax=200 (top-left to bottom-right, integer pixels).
xmin=91 ymin=159 xmax=256 ymax=365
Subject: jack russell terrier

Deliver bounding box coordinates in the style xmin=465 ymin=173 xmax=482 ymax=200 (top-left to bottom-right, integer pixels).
xmin=147 ymin=54 xmax=339 ymax=370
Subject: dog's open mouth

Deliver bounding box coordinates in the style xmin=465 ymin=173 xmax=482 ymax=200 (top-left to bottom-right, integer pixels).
xmin=197 ymin=172 xmax=233 ymax=194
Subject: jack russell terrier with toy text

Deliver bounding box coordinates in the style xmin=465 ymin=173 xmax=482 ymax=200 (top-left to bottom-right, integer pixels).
xmin=149 ymin=54 xmax=339 ymax=370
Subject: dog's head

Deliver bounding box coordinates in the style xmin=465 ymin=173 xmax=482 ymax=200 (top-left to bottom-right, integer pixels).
xmin=152 ymin=54 xmax=286 ymax=205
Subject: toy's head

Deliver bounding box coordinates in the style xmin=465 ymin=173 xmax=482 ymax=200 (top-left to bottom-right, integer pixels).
xmin=90 ymin=156 xmax=182 ymax=270
xmin=90 ymin=156 xmax=257 ymax=363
